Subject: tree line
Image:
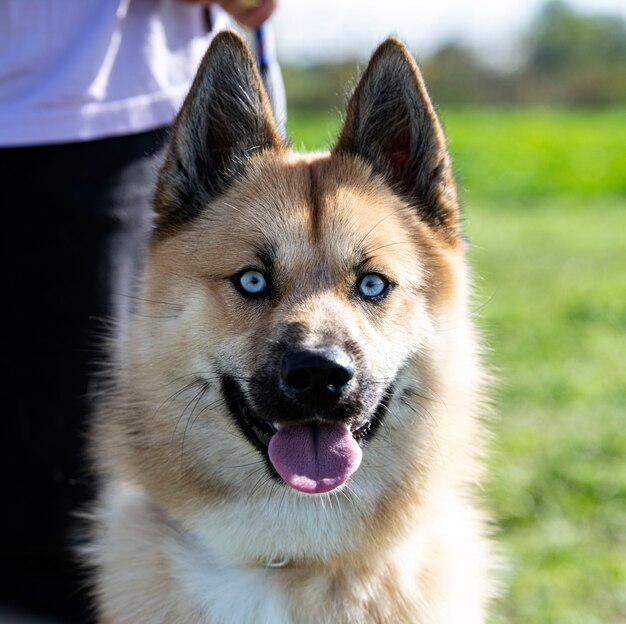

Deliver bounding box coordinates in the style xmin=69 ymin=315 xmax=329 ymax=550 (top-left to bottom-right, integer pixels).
xmin=283 ymin=1 xmax=626 ymax=110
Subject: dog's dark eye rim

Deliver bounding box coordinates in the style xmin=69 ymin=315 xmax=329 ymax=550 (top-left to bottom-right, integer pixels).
xmin=231 ymin=267 xmax=271 ymax=299
xmin=356 ymin=272 xmax=392 ymax=300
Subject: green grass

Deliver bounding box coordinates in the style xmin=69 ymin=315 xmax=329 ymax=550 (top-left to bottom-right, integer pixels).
xmin=469 ymin=198 xmax=626 ymax=624
xmin=286 ymin=107 xmax=626 ymax=623
xmin=444 ymin=107 xmax=626 ymax=200
xmin=286 ymin=107 xmax=626 ymax=200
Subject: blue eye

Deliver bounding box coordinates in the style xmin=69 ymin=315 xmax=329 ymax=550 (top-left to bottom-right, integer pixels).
xmin=237 ymin=270 xmax=268 ymax=296
xmin=358 ymin=273 xmax=388 ymax=299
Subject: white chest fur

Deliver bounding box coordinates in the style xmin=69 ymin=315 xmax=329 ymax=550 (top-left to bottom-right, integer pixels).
xmin=94 ymin=484 xmax=292 ymax=624
xmin=173 ymin=544 xmax=291 ymax=624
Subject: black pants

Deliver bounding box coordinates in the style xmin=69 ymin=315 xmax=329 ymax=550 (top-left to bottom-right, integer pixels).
xmin=1 ymin=127 xmax=168 ymax=622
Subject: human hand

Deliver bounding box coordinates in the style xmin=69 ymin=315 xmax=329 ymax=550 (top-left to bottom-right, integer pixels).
xmin=182 ymin=0 xmax=277 ymax=29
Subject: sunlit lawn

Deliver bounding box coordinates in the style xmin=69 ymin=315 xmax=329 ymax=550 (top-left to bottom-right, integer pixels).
xmin=287 ymin=108 xmax=626 ymax=624
xmin=469 ymin=197 xmax=626 ymax=624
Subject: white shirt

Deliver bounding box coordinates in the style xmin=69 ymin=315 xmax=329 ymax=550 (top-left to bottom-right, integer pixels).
xmin=0 ymin=0 xmax=231 ymax=146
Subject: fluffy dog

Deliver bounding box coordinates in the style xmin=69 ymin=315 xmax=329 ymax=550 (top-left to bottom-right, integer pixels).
xmin=88 ymin=30 xmax=495 ymax=623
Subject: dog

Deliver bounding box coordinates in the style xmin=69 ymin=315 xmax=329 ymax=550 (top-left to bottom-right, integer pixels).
xmin=87 ymin=30 xmax=495 ymax=623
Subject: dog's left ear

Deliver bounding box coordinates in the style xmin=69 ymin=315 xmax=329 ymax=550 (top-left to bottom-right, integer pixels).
xmin=334 ymin=38 xmax=461 ymax=239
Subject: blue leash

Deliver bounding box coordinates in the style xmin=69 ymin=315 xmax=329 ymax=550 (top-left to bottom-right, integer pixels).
xmin=254 ymin=22 xmax=287 ymax=139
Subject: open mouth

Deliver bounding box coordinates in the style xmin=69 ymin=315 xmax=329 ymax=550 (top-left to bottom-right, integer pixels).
xmin=220 ymin=375 xmax=392 ymax=494
xmin=220 ymin=375 xmax=390 ymax=448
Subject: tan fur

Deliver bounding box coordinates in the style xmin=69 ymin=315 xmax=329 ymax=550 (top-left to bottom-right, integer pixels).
xmin=87 ymin=31 xmax=495 ymax=623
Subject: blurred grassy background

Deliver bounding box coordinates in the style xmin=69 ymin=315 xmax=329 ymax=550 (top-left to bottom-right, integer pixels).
xmin=284 ymin=104 xmax=626 ymax=624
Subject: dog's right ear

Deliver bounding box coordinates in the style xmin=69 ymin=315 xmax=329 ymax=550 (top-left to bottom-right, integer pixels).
xmin=154 ymin=30 xmax=284 ymax=232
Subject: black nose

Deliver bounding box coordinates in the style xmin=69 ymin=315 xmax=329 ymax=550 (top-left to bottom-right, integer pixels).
xmin=281 ymin=348 xmax=354 ymax=408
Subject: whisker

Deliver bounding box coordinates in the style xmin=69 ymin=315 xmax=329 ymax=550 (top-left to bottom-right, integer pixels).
xmin=221 ymin=458 xmax=266 ymax=470
xmin=172 ymin=383 xmax=208 ymax=450
xmin=115 ymin=293 xmax=182 ymax=308
xmin=155 ymin=379 xmax=204 ymax=424
xmin=357 ymin=204 xmax=417 ymax=250
xmin=363 ymin=240 xmax=414 ymax=255
xmin=180 ymin=382 xmax=210 ymax=466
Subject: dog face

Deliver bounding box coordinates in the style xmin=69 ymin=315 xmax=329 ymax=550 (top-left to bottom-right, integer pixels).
xmin=107 ymin=32 xmax=478 ymax=565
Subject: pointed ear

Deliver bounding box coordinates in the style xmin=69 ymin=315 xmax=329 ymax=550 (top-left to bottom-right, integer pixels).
xmin=334 ymin=38 xmax=461 ymax=238
xmin=154 ymin=30 xmax=284 ymax=231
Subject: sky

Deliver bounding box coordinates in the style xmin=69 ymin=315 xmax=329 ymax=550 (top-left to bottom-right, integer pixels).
xmin=270 ymin=0 xmax=626 ymax=64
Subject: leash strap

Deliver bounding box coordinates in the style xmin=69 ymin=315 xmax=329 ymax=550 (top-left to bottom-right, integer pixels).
xmin=254 ymin=22 xmax=287 ymax=139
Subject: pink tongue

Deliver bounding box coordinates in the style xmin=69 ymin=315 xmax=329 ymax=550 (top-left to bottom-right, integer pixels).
xmin=268 ymin=423 xmax=362 ymax=494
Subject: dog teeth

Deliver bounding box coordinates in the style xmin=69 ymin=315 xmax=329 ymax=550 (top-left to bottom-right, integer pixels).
xmin=351 ymin=419 xmax=372 ymax=439
xmin=272 ymin=422 xmax=281 ymax=431
xmin=351 ymin=419 xmax=367 ymax=432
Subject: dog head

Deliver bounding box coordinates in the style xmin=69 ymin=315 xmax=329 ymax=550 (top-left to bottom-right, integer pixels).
xmin=108 ymin=31 xmax=480 ymax=564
